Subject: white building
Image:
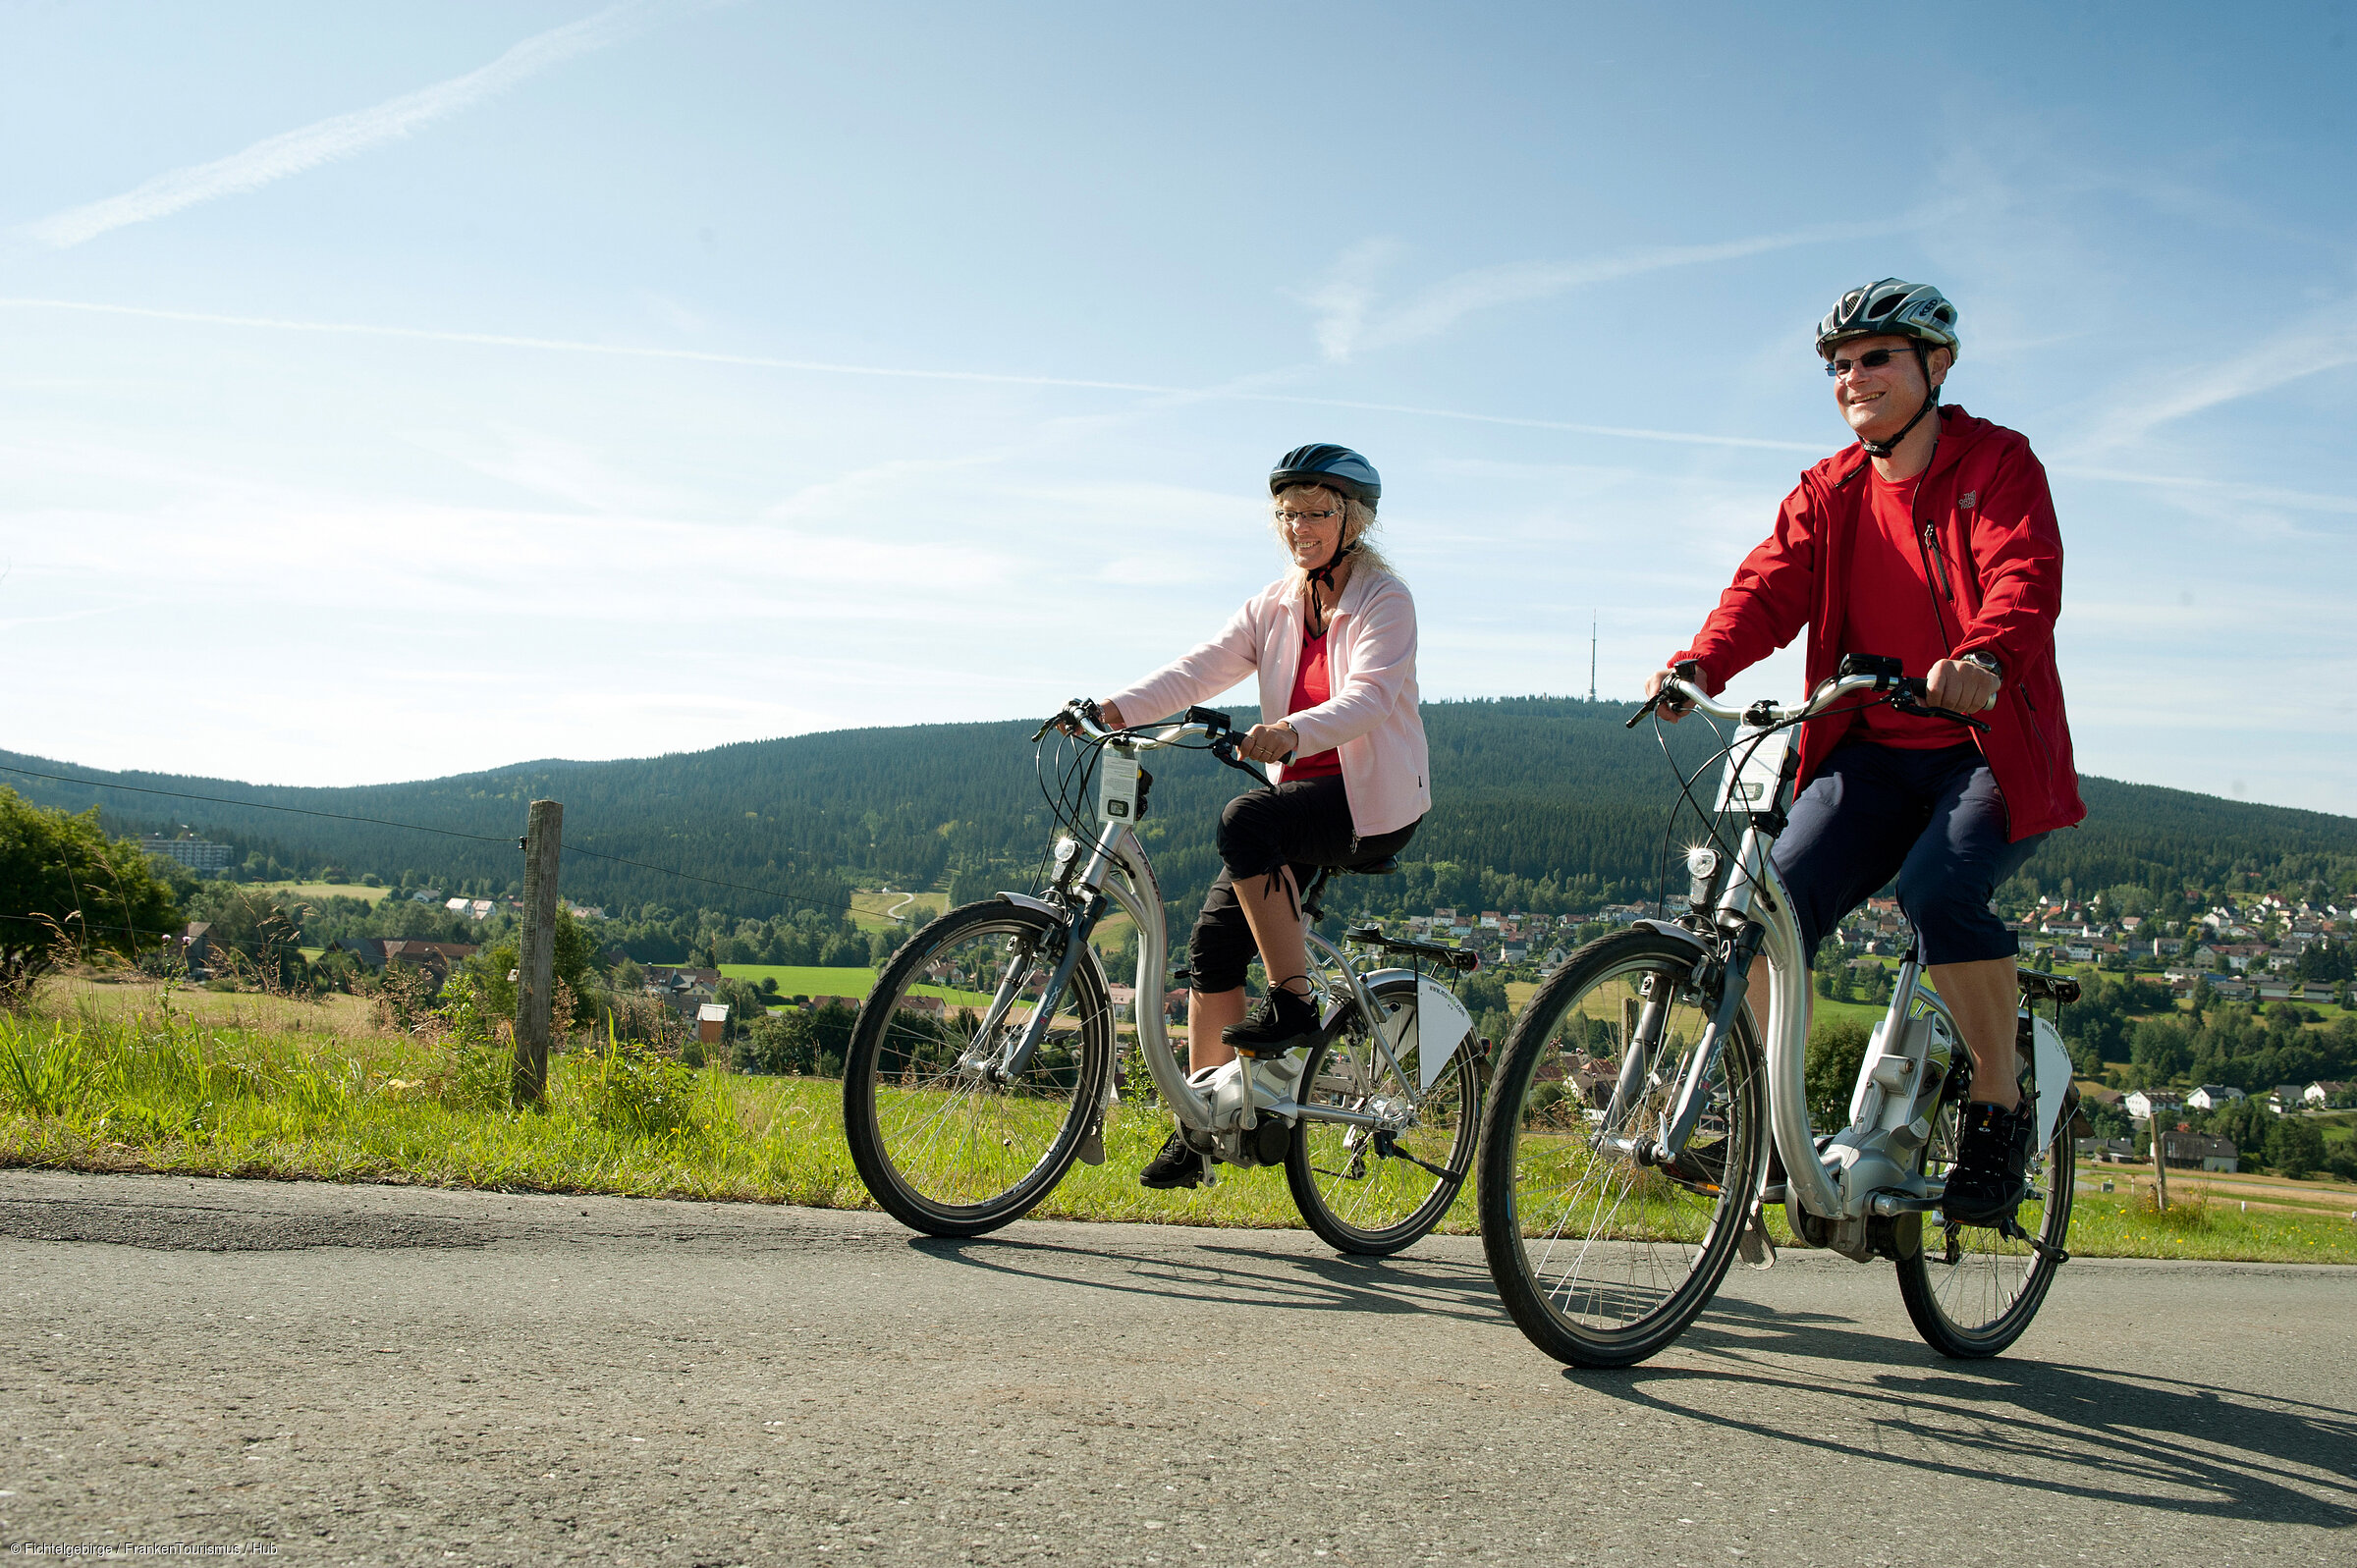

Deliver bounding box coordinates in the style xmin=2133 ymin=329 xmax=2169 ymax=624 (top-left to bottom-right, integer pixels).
xmin=2185 ymin=1084 xmax=2246 ymax=1111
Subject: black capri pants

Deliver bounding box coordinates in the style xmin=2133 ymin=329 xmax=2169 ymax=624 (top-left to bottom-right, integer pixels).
xmin=1187 ymin=774 xmax=1420 ymax=994
xmin=1772 ymin=740 xmax=2045 ymax=968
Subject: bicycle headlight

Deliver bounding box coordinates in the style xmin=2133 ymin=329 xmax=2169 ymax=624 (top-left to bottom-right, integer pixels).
xmin=1685 ymin=844 xmax=1724 ymax=911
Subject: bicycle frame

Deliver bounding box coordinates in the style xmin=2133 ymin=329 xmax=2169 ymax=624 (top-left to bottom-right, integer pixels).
xmin=1637 ymin=668 xmax=2076 ymax=1253
xmin=990 ymin=774 xmax=1440 ymax=1147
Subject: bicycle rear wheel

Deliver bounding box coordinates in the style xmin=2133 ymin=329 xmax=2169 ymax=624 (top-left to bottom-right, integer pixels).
xmin=843 ymin=900 xmax=1112 ymax=1237
xmin=1477 ymin=929 xmax=1766 ymax=1369
xmin=1896 ymin=1078 xmax=2076 ymax=1358
xmin=1285 ymin=973 xmax=1480 ymax=1256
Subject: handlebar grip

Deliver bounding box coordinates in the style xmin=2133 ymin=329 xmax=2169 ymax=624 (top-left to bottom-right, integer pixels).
xmin=1628 ymin=663 xmax=1703 ymax=729
xmin=1891 ymin=680 xmax=1993 ymax=732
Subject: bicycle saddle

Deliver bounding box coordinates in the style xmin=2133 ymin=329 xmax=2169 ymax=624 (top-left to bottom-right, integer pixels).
xmin=2017 ymin=969 xmax=2080 ymax=1005
xmin=1339 ymin=855 xmax=1399 ymax=876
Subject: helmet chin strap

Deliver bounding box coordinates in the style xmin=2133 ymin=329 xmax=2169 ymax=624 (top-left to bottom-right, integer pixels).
xmin=1305 ymin=537 xmax=1356 ymax=635
xmin=1860 ymin=344 xmax=1940 ymax=460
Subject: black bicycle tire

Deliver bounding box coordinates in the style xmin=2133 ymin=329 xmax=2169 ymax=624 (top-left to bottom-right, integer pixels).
xmin=1477 ymin=928 xmax=1766 ymax=1370
xmin=842 ymin=899 xmax=1112 ymax=1238
xmin=1894 ymin=1110 xmax=2076 ymax=1358
xmin=1285 ymin=974 xmax=1481 ymax=1257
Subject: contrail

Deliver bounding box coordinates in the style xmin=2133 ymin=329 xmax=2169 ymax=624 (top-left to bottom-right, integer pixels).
xmin=0 ymin=295 xmax=1823 ymax=454
xmin=17 ymin=1 xmax=701 ymax=249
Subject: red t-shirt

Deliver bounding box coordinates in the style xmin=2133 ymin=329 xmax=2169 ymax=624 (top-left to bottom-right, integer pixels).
xmin=1847 ymin=467 xmax=1966 ymax=748
xmin=1282 ymin=627 xmax=1344 ymax=781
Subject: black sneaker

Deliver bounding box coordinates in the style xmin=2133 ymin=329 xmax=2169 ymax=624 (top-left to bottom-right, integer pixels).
xmin=1221 ymin=988 xmax=1320 ymax=1057
xmin=1139 ymin=1128 xmax=1203 ymax=1190
xmin=1940 ymin=1100 xmax=2036 ymax=1224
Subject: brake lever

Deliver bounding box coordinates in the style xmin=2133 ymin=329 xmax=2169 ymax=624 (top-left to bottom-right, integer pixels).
xmin=1033 ymin=697 xmax=1104 ymax=744
xmin=1209 ymin=736 xmax=1273 ymax=789
xmin=1890 ymin=683 xmax=1993 ymax=732
xmin=1628 ymin=660 xmax=1701 ymax=730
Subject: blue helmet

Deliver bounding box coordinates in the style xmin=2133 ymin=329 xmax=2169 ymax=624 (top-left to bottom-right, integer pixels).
xmin=1270 ymin=444 xmax=1380 ymax=510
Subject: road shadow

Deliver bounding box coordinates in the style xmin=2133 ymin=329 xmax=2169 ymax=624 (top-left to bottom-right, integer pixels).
xmin=905 ymin=1231 xmax=1504 ymax=1324
xmin=1582 ymin=1298 xmax=2356 ymax=1529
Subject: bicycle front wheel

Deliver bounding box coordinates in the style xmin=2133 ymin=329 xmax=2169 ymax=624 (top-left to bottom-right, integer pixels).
xmin=1285 ymin=974 xmax=1480 ymax=1256
xmin=1477 ymin=929 xmax=1766 ymax=1369
xmin=843 ymin=899 xmax=1112 ymax=1237
xmin=1895 ymin=1085 xmax=2076 ymax=1358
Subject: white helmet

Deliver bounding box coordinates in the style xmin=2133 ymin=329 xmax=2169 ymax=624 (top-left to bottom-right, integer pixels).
xmin=1817 ymin=278 xmax=1960 ymax=357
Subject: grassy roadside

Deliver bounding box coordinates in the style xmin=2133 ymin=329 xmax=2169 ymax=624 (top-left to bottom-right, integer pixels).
xmin=5 ymin=991 xmax=2354 ymax=1262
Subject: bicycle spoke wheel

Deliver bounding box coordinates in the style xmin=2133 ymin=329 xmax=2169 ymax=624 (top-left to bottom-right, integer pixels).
xmin=843 ymin=900 xmax=1111 ymax=1237
xmin=1896 ymin=1086 xmax=2075 ymax=1358
xmin=1286 ymin=974 xmax=1480 ymax=1256
xmin=1478 ymin=929 xmax=1765 ymax=1369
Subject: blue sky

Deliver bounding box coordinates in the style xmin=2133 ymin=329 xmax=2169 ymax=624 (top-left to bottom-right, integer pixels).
xmin=3 ymin=1 xmax=2352 ymax=814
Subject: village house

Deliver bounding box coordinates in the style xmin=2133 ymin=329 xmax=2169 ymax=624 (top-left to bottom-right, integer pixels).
xmin=2124 ymin=1089 xmax=2183 ymax=1122
xmin=2185 ymin=1085 xmax=2246 ymax=1111
xmin=2161 ymin=1130 xmax=2239 ymax=1172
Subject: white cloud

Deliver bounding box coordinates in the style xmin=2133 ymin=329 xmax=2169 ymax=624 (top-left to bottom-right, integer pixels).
xmin=1310 ymin=209 xmax=1957 ymax=361
xmin=2066 ymin=299 xmax=2357 ymax=455
xmin=15 ymin=0 xmax=713 ymax=248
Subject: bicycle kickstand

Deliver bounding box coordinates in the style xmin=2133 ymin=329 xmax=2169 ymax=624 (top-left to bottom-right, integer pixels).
xmin=1996 ymin=1213 xmax=2069 ymax=1265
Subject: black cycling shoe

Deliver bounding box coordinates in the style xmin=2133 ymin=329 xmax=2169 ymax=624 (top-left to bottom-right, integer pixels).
xmin=1139 ymin=1128 xmax=1204 ymax=1190
xmin=1221 ymin=987 xmax=1320 ymax=1057
xmin=1940 ymin=1100 xmax=2037 ymax=1224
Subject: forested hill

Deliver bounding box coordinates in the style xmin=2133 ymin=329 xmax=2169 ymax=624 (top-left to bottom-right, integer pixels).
xmin=7 ymin=697 xmax=2353 ymax=929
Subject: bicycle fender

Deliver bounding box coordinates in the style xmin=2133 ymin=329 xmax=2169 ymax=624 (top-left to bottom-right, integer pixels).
xmin=1356 ymin=966 xmax=1474 ymax=1092
xmin=1412 ymin=979 xmax=1474 ymax=1091
xmin=1631 ymin=918 xmax=1715 ymax=956
xmin=994 ymin=891 xmax=1063 ymax=919
xmin=2029 ymin=1014 xmax=2072 ymax=1152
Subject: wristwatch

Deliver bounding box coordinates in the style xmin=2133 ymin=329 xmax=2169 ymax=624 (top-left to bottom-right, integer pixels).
xmin=1960 ymin=650 xmax=2003 ymax=680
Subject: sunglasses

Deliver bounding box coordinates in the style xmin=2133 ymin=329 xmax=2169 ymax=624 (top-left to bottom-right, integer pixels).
xmin=1824 ymin=347 xmax=1916 ymax=379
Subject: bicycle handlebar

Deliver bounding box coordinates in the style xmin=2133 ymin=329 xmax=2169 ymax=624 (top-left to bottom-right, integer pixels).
xmin=1038 ymin=700 xmax=1275 ymax=788
xmin=1626 ymin=662 xmax=1990 ymax=734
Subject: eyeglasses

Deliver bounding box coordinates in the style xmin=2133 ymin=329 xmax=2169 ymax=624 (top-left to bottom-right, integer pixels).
xmin=1275 ymin=507 xmax=1343 ymax=526
xmin=1824 ymin=347 xmax=1916 ymax=379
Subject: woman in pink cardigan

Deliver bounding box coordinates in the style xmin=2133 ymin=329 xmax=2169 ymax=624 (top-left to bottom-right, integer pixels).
xmin=1090 ymin=445 xmax=1432 ymax=1189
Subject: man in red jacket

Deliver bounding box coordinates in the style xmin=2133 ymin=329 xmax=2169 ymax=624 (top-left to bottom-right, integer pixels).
xmin=1647 ymin=278 xmax=2085 ymax=1222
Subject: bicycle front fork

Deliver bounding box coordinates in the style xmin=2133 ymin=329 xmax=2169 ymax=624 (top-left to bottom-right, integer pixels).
xmin=1599 ymin=923 xmax=1762 ymax=1166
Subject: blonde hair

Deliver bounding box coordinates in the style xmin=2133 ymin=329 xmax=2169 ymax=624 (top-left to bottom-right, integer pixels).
xmin=1269 ymin=485 xmax=1400 ymax=592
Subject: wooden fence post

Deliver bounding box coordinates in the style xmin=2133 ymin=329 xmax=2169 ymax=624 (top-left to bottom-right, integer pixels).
xmin=512 ymin=799 xmax=564 ymax=1107
xmin=2151 ymin=1118 xmax=2170 ymax=1213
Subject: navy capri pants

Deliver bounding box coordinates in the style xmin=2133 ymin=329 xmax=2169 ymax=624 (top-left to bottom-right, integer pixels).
xmin=1771 ymin=740 xmax=2044 ymax=967
xmin=1187 ymin=774 xmax=1419 ymax=994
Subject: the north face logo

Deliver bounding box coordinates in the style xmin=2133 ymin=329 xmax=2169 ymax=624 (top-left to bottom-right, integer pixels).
xmin=1958 ymin=491 xmax=1978 ymax=510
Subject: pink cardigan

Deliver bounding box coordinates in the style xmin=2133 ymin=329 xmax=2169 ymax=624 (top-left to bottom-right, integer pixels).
xmin=1108 ymin=568 xmax=1431 ymax=838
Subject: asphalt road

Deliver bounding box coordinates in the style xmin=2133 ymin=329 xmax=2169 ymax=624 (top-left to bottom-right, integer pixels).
xmin=3 ymin=1169 xmax=2351 ymax=1566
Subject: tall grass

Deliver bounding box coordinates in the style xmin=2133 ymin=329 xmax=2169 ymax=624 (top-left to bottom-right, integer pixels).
xmin=3 ymin=1004 xmax=2354 ymax=1261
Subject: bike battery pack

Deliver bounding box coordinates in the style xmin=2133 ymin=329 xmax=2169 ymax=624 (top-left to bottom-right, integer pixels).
xmin=1714 ymin=729 xmax=1792 ymax=814
xmin=1099 ymin=747 xmax=1143 ymax=821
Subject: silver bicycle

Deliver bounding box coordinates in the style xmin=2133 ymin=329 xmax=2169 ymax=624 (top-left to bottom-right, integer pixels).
xmin=1477 ymin=655 xmax=2081 ymax=1367
xmin=843 ymin=700 xmax=1484 ymax=1253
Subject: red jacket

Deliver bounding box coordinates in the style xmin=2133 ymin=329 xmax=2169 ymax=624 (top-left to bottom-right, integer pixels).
xmin=1672 ymin=406 xmax=2084 ymax=841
